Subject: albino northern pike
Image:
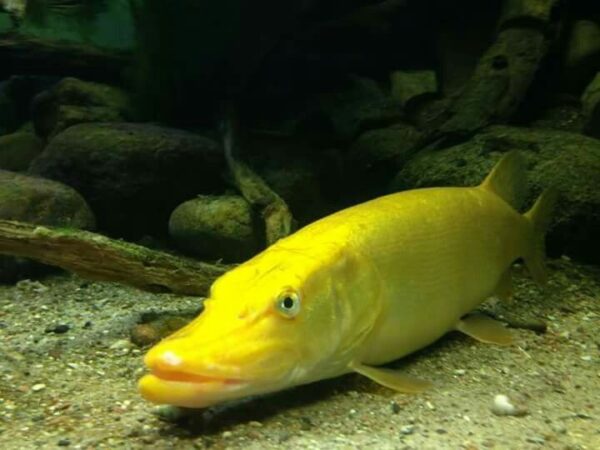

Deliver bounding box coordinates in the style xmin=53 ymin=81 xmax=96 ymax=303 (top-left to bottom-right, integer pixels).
xmin=139 ymin=151 xmax=555 ymax=408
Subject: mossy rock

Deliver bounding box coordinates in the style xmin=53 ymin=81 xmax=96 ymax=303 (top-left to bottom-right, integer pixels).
xmin=169 ymin=195 xmax=261 ymax=263
xmin=394 ymin=126 xmax=600 ymax=263
xmin=345 ymin=123 xmax=423 ymax=201
xmin=29 ymin=123 xmax=225 ymax=238
xmin=0 ymin=169 xmax=95 ymax=282
xmin=309 ymin=75 xmax=401 ymax=141
xmin=0 ymin=131 xmax=44 ymax=171
xmin=32 ymin=77 xmax=133 ymax=138
xmin=0 ymin=75 xmax=61 ymax=134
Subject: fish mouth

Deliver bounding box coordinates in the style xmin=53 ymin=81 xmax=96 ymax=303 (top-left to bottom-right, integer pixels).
xmin=149 ymin=367 xmax=244 ymax=386
xmin=139 ymin=369 xmax=251 ymax=408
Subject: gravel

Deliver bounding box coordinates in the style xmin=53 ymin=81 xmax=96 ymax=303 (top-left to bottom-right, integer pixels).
xmin=0 ymin=258 xmax=599 ymax=449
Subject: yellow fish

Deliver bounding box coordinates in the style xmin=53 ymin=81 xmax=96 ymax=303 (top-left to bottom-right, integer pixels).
xmin=139 ymin=151 xmax=555 ymax=408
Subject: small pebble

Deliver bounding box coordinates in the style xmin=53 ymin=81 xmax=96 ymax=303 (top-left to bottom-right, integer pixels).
xmin=277 ymin=431 xmax=292 ymax=443
xmin=491 ymin=394 xmax=526 ymax=416
xmin=45 ymin=324 xmax=70 ymax=334
xmin=400 ymin=425 xmax=415 ymax=435
xmin=57 ymin=438 xmax=70 ymax=446
xmin=300 ymin=416 xmax=313 ymax=430
xmin=526 ymin=436 xmax=545 ymax=445
xmin=109 ymin=339 xmax=133 ymax=351
xmin=31 ymin=383 xmax=46 ymax=392
xmin=222 ymin=431 xmax=232 ymax=438
xmin=152 ymin=405 xmax=189 ymax=422
xmin=391 ymin=401 xmax=401 ymax=414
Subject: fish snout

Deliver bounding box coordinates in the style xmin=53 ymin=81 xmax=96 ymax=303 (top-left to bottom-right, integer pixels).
xmin=139 ymin=342 xmax=251 ymax=408
xmin=143 ymin=340 xmax=242 ymax=382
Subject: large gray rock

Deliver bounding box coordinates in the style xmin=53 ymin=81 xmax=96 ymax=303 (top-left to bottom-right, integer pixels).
xmin=169 ymin=195 xmax=260 ymax=263
xmin=0 ymin=170 xmax=95 ymax=282
xmin=29 ymin=123 xmax=225 ymax=238
xmin=393 ymin=126 xmax=600 ymax=263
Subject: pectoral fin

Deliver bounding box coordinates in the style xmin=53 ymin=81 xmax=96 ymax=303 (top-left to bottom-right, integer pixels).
xmin=456 ymin=314 xmax=513 ymax=345
xmin=349 ymin=361 xmax=431 ymax=393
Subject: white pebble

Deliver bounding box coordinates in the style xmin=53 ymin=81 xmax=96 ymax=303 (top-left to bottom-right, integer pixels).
xmin=491 ymin=394 xmax=520 ymax=416
xmin=31 ymin=383 xmax=46 ymax=392
xmin=109 ymin=339 xmax=133 ymax=351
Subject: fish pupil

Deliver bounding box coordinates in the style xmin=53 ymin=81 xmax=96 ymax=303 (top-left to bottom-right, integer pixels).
xmin=282 ymin=297 xmax=295 ymax=309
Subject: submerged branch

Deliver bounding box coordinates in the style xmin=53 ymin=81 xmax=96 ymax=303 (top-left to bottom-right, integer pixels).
xmin=0 ymin=220 xmax=228 ymax=296
xmin=223 ymin=106 xmax=295 ymax=245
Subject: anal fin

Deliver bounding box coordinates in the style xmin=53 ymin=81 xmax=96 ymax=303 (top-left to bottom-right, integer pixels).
xmin=349 ymin=361 xmax=431 ymax=393
xmin=455 ymin=314 xmax=513 ymax=345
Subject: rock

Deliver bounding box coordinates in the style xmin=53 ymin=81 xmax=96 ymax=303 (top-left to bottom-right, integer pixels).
xmin=0 ymin=170 xmax=95 ymax=228
xmin=246 ymin=137 xmax=327 ymax=223
xmin=31 ymin=77 xmax=133 ymax=139
xmin=345 ymin=123 xmax=423 ymax=200
xmin=131 ymin=311 xmax=196 ymax=347
xmin=563 ymin=20 xmax=600 ymax=92
xmin=490 ymin=394 xmax=528 ymax=416
xmin=498 ymin=0 xmax=561 ymax=29
xmin=169 ymin=195 xmax=260 ymax=262
xmin=581 ymin=72 xmax=600 ymax=138
xmin=390 ymin=70 xmax=438 ymax=110
xmin=0 ymin=170 xmax=95 ymax=282
xmin=0 ymin=131 xmax=44 ymax=171
xmin=309 ymin=75 xmax=401 ymax=141
xmin=0 ymin=89 xmax=17 ymax=135
xmin=1 ymin=11 xmax=16 ymax=31
xmin=29 ymin=123 xmax=225 ymax=238
xmin=393 ymin=126 xmax=600 ymax=263
xmin=435 ymin=2 xmax=499 ymax=96
xmin=0 ymin=75 xmax=57 ymax=135
xmin=529 ymin=95 xmax=585 ymax=133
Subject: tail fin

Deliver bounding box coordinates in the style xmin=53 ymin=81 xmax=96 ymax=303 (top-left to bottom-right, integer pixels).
xmin=523 ymin=188 xmax=558 ymax=286
xmin=479 ymin=151 xmax=528 ymax=211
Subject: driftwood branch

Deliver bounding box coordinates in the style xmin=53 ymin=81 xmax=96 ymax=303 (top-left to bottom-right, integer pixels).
xmin=0 ymin=220 xmax=228 ymax=296
xmin=223 ymin=106 xmax=295 ymax=245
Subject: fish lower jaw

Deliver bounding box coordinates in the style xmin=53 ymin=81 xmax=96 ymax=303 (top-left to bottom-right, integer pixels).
xmin=138 ymin=373 xmax=251 ymax=408
xmin=150 ymin=367 xmax=244 ymax=385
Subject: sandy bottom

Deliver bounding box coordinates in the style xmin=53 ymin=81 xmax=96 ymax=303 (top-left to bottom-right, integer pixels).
xmin=0 ymin=258 xmax=598 ymax=449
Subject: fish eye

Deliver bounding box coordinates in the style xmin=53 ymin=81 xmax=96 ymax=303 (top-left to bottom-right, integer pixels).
xmin=275 ymin=289 xmax=301 ymax=318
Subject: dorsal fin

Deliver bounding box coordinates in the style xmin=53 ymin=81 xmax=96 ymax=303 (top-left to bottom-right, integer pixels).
xmin=479 ymin=151 xmax=527 ymax=211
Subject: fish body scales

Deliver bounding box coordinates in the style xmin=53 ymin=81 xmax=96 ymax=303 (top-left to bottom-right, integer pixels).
xmin=279 ymin=186 xmax=528 ymax=366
